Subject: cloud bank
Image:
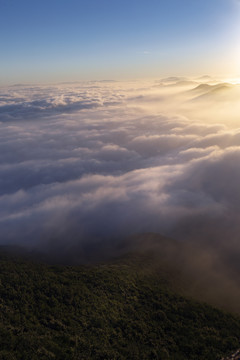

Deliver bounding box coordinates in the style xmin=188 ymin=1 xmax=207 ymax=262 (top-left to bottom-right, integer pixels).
xmin=1 ymin=79 xmax=240 ymax=265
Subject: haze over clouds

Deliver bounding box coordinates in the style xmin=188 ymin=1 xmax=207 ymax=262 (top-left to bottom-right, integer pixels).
xmin=3 ymin=77 xmax=240 ymax=310
xmin=0 ymin=78 xmax=240 ymax=253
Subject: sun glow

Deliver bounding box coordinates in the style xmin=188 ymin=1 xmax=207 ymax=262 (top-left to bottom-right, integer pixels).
xmin=225 ymin=77 xmax=240 ymax=84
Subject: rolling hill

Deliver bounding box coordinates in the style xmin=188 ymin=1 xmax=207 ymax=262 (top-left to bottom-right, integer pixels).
xmin=1 ymin=238 xmax=240 ymax=360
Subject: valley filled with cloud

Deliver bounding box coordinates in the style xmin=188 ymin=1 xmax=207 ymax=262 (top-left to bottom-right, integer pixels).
xmin=1 ymin=78 xmax=240 ymax=265
xmin=2 ymin=77 xmax=240 ymax=311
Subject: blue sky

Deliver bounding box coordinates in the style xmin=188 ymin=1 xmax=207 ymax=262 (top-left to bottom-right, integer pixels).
xmin=1 ymin=0 xmax=240 ymax=83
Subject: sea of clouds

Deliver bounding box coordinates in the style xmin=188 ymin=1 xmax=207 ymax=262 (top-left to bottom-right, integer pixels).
xmin=2 ymin=77 xmax=240 ymax=311
xmin=1 ymin=78 xmax=240 ymax=258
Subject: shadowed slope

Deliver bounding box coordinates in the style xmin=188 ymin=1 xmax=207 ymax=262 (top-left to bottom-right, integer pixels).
xmin=1 ymin=242 xmax=240 ymax=359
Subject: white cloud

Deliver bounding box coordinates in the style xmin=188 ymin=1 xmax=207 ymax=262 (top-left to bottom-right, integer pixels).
xmin=1 ymin=78 xmax=240 ymax=256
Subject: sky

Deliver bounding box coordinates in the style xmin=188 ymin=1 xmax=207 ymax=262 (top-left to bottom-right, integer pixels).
xmin=1 ymin=0 xmax=240 ymax=84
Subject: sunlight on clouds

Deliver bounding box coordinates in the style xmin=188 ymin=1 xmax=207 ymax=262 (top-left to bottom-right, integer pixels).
xmin=1 ymin=78 xmax=240 ymax=250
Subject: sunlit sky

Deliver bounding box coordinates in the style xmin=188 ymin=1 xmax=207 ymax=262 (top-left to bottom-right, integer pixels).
xmin=1 ymin=0 xmax=240 ymax=84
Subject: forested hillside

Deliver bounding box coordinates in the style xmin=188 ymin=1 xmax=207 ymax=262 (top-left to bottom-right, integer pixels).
xmin=0 ymin=249 xmax=240 ymax=360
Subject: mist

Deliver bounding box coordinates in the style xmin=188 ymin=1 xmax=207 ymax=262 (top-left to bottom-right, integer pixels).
xmin=1 ymin=77 xmax=240 ymax=310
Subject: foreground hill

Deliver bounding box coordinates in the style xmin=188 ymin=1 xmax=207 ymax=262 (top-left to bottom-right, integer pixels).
xmin=1 ymin=248 xmax=240 ymax=360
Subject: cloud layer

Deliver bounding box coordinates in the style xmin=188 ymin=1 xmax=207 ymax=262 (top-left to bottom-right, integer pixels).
xmin=1 ymin=79 xmax=240 ymax=257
